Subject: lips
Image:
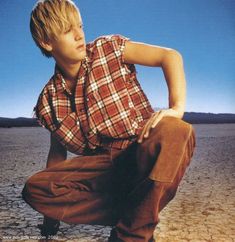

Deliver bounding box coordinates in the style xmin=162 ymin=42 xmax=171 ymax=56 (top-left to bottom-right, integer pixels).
xmin=76 ymin=44 xmax=84 ymax=50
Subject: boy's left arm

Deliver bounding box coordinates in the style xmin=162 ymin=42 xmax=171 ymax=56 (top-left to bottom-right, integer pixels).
xmin=123 ymin=41 xmax=186 ymax=143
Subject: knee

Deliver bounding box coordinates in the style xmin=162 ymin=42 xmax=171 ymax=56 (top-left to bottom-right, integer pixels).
xmin=22 ymin=178 xmax=31 ymax=202
xmin=22 ymin=175 xmax=37 ymax=203
xmin=150 ymin=117 xmax=196 ymax=158
xmin=22 ymin=183 xmax=29 ymax=202
xmin=145 ymin=117 xmax=196 ymax=183
xmin=156 ymin=116 xmax=192 ymax=140
xmin=158 ymin=117 xmax=196 ymax=165
xmin=139 ymin=116 xmax=193 ymax=154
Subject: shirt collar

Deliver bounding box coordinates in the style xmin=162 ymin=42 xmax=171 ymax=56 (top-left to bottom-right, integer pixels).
xmin=53 ymin=56 xmax=89 ymax=95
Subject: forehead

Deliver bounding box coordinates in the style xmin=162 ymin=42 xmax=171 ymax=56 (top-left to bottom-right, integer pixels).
xmin=45 ymin=2 xmax=83 ymax=39
xmin=67 ymin=8 xmax=82 ymax=24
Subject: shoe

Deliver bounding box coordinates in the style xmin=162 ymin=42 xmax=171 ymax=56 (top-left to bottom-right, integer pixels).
xmin=37 ymin=216 xmax=60 ymax=239
xmin=108 ymin=229 xmax=124 ymax=242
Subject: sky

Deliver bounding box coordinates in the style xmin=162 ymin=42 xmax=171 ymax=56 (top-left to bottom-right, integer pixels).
xmin=0 ymin=0 xmax=234 ymax=118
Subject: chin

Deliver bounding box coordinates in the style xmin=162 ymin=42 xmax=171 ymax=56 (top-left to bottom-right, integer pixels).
xmin=79 ymin=51 xmax=87 ymax=60
xmin=71 ymin=54 xmax=86 ymax=63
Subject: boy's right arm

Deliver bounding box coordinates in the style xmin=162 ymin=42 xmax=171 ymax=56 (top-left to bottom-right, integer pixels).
xmin=46 ymin=133 xmax=67 ymax=168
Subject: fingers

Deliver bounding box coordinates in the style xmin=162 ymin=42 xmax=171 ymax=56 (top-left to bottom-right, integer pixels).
xmin=151 ymin=110 xmax=165 ymax=128
xmin=137 ymin=113 xmax=155 ymax=143
xmin=143 ymin=112 xmax=160 ymax=138
xmin=138 ymin=111 xmax=162 ymax=143
xmin=137 ymin=108 xmax=182 ymax=143
xmin=137 ymin=109 xmax=170 ymax=143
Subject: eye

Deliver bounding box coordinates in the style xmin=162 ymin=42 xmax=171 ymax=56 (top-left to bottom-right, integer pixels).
xmin=64 ymin=25 xmax=72 ymax=34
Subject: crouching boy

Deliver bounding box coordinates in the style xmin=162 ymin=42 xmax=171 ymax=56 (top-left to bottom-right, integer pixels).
xmin=22 ymin=0 xmax=196 ymax=241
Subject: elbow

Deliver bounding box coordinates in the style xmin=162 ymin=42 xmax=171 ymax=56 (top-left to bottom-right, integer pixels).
xmin=163 ymin=49 xmax=184 ymax=66
xmin=173 ymin=49 xmax=184 ymax=64
xmin=170 ymin=49 xmax=183 ymax=58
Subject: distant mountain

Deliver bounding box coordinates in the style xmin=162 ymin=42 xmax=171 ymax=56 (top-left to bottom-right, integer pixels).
xmin=183 ymin=112 xmax=235 ymax=124
xmin=0 ymin=117 xmax=39 ymax=128
xmin=0 ymin=112 xmax=235 ymax=127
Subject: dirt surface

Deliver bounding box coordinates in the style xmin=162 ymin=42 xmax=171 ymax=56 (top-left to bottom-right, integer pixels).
xmin=0 ymin=124 xmax=235 ymax=242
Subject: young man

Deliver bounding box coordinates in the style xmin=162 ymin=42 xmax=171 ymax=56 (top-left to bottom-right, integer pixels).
xmin=22 ymin=0 xmax=196 ymax=241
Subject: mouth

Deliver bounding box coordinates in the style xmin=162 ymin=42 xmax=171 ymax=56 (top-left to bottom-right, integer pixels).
xmin=76 ymin=44 xmax=85 ymax=50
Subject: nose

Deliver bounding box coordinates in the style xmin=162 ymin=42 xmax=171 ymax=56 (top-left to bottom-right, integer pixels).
xmin=73 ymin=27 xmax=83 ymax=41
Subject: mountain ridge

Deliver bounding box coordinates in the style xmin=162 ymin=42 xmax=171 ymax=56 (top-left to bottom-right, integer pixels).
xmin=1 ymin=111 xmax=235 ymax=127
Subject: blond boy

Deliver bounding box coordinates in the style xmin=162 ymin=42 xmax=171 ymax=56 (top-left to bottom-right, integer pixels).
xmin=22 ymin=0 xmax=195 ymax=241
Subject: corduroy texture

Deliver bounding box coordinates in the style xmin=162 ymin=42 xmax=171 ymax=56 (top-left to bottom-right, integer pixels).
xmin=22 ymin=117 xmax=195 ymax=241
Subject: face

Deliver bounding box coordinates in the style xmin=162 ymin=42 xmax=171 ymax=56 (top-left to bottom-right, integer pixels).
xmin=44 ymin=15 xmax=86 ymax=65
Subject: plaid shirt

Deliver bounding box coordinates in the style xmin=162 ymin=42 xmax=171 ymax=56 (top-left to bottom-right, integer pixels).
xmin=35 ymin=35 xmax=154 ymax=154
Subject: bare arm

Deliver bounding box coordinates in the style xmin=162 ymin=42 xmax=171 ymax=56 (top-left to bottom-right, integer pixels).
xmin=46 ymin=133 xmax=67 ymax=168
xmin=123 ymin=41 xmax=186 ymax=142
xmin=41 ymin=134 xmax=66 ymax=229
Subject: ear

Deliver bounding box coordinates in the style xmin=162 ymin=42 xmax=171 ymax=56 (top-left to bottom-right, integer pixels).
xmin=39 ymin=41 xmax=53 ymax=52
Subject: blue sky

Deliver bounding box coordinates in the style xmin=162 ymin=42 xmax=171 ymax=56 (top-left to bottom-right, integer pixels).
xmin=0 ymin=0 xmax=234 ymax=118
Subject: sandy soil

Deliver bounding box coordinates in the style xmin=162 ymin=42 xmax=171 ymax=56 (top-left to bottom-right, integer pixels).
xmin=0 ymin=124 xmax=234 ymax=242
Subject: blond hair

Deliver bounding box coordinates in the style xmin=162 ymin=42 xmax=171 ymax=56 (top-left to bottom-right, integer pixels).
xmin=30 ymin=0 xmax=81 ymax=57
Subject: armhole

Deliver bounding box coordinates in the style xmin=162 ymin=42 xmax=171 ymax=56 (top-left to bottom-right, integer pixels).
xmin=109 ymin=35 xmax=130 ymax=64
xmin=119 ymin=36 xmax=129 ymax=64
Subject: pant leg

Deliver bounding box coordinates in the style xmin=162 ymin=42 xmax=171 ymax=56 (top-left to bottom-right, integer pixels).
xmin=22 ymin=148 xmax=120 ymax=226
xmin=112 ymin=117 xmax=196 ymax=242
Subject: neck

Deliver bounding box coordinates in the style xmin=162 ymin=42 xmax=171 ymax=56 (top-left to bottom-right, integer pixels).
xmin=56 ymin=60 xmax=82 ymax=82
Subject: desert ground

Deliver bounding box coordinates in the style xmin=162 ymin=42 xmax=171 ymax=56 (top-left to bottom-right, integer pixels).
xmin=0 ymin=124 xmax=234 ymax=242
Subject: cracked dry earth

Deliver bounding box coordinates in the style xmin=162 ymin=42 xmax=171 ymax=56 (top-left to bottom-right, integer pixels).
xmin=0 ymin=124 xmax=235 ymax=242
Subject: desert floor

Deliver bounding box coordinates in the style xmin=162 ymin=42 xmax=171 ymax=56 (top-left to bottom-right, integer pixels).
xmin=0 ymin=124 xmax=234 ymax=242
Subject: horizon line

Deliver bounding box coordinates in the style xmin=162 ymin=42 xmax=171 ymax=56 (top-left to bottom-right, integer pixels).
xmin=1 ymin=111 xmax=235 ymax=119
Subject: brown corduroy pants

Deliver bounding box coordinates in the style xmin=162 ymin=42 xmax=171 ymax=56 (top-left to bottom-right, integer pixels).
xmin=22 ymin=117 xmax=196 ymax=242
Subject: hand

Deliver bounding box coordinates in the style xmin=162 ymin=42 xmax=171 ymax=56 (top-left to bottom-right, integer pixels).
xmin=137 ymin=108 xmax=184 ymax=143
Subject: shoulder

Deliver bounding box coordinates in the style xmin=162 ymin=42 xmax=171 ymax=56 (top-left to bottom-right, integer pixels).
xmin=34 ymin=75 xmax=57 ymax=130
xmin=34 ymin=75 xmax=57 ymax=115
xmin=86 ymin=34 xmax=129 ymax=61
xmin=87 ymin=34 xmax=128 ymax=46
xmin=38 ymin=75 xmax=57 ymax=99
